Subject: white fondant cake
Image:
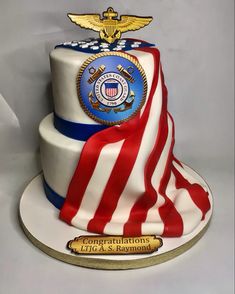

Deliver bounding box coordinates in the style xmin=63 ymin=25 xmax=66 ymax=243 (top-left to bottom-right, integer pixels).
xmin=39 ymin=38 xmax=212 ymax=237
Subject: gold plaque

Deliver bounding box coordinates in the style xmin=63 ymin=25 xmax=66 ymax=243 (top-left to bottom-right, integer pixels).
xmin=68 ymin=7 xmax=153 ymax=43
xmin=67 ymin=235 xmax=163 ymax=255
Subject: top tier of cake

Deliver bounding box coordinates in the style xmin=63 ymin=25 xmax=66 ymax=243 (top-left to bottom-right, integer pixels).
xmin=50 ymin=38 xmax=155 ymax=125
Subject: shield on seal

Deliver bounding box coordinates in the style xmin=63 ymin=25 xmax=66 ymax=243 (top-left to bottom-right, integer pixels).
xmin=104 ymin=81 xmax=119 ymax=97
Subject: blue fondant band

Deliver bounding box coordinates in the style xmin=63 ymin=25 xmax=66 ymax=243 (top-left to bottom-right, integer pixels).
xmin=54 ymin=112 xmax=109 ymax=141
xmin=43 ymin=179 xmax=65 ymax=210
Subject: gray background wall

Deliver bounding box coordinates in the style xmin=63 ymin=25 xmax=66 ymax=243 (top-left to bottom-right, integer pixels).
xmin=0 ymin=1 xmax=234 ymax=293
xmin=0 ymin=0 xmax=234 ymax=170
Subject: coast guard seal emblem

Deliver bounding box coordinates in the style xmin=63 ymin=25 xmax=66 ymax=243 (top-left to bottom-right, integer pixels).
xmin=77 ymin=52 xmax=147 ymax=125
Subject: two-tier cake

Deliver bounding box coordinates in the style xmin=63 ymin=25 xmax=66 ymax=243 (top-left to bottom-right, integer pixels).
xmin=20 ymin=8 xmax=213 ymax=269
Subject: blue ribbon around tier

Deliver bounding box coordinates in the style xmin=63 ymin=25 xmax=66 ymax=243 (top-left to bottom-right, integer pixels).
xmin=55 ymin=38 xmax=155 ymax=53
xmin=43 ymin=178 xmax=64 ymax=209
xmin=54 ymin=112 xmax=109 ymax=141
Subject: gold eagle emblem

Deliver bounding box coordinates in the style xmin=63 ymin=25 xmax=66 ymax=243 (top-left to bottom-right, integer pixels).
xmin=68 ymin=7 xmax=153 ymax=44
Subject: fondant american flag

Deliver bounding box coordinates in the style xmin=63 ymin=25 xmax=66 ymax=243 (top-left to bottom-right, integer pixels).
xmin=60 ymin=47 xmax=211 ymax=237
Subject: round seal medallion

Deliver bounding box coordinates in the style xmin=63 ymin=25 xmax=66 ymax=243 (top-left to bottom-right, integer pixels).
xmin=77 ymin=52 xmax=147 ymax=125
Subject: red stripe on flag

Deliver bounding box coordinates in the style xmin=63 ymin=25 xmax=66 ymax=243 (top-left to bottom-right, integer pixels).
xmin=172 ymin=164 xmax=211 ymax=220
xmin=87 ymin=47 xmax=161 ymax=234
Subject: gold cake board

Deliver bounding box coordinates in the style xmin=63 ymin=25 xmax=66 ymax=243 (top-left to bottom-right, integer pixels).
xmin=19 ymin=168 xmax=213 ymax=270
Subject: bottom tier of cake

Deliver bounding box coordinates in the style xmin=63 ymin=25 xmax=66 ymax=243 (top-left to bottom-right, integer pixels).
xmin=39 ymin=113 xmax=212 ymax=236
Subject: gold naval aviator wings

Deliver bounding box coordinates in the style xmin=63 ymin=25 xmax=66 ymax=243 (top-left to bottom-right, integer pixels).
xmin=68 ymin=7 xmax=153 ymax=44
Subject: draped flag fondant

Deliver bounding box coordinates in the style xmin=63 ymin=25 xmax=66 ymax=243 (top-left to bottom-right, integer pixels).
xmin=57 ymin=47 xmax=211 ymax=237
